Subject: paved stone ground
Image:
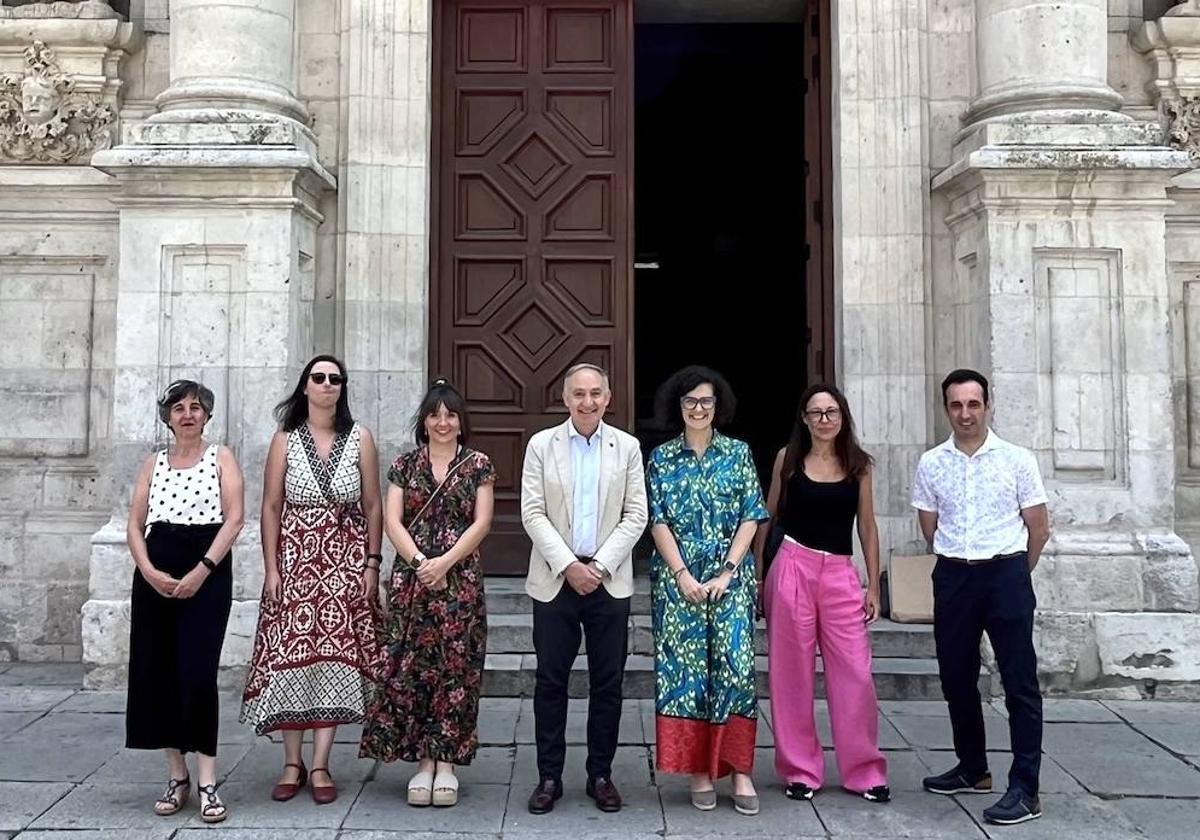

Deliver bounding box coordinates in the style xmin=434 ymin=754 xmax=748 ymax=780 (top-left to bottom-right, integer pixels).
xmin=1 ymin=663 xmax=1198 ymax=839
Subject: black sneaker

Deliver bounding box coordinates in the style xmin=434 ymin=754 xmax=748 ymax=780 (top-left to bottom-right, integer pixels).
xmin=859 ymin=784 xmax=891 ymax=803
xmin=983 ymin=788 xmax=1042 ymax=825
xmin=922 ymin=765 xmax=992 ymax=795
xmin=784 ymin=782 xmax=816 ymax=800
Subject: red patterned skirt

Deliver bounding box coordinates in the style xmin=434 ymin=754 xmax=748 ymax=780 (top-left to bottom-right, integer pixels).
xmin=240 ymin=503 xmax=385 ymax=734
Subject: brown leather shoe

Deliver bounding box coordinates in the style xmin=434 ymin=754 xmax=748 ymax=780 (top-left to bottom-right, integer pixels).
xmin=527 ymin=778 xmax=562 ymax=814
xmin=310 ymin=767 xmax=337 ymax=805
xmin=271 ymin=763 xmax=307 ymax=802
xmin=586 ymin=776 xmax=622 ymax=812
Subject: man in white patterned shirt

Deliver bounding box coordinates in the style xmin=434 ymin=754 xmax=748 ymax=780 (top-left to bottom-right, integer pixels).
xmin=911 ymin=369 xmax=1050 ymax=826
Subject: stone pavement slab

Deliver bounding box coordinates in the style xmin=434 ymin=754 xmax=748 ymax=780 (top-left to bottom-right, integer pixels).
xmin=0 ymin=664 xmax=83 ymax=687
xmin=974 ymin=793 xmax=1143 ymax=840
xmin=347 ymin=781 xmax=509 ymax=834
xmin=1038 ymin=699 xmax=1122 ymax=723
xmin=28 ymin=783 xmax=171 ymax=829
xmin=88 ymin=743 xmax=255 ymax=783
xmin=1102 ymin=700 xmax=1199 ymax=724
xmin=1112 ymin=797 xmax=1198 ymax=839
xmin=1041 ymin=721 xmax=1163 ymax=755
xmin=179 ymin=830 xmax=339 ymax=840
xmin=0 ymin=711 xmax=38 ymax=735
xmin=1051 ymin=749 xmax=1200 ymax=797
xmin=53 ymin=690 xmax=125 ymax=714
xmin=1130 ymin=722 xmax=1200 ymax=755
xmin=811 ymin=787 xmax=988 ymax=838
xmin=372 ymin=746 xmax=516 ymax=786
xmin=1 ymin=667 xmax=1198 ymax=839
xmin=0 ymin=781 xmax=72 ymax=831
xmin=17 ymin=830 xmax=176 ymax=840
xmin=914 ymin=750 xmax=1085 ymax=793
xmin=0 ymin=687 xmax=73 ymax=713
xmin=887 ymin=711 xmax=1011 ymax=750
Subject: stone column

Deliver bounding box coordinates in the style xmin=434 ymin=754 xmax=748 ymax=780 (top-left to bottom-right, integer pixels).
xmin=965 ymin=0 xmax=1123 ymax=125
xmin=152 ymin=0 xmax=308 ymax=125
xmin=83 ymin=0 xmax=333 ymax=687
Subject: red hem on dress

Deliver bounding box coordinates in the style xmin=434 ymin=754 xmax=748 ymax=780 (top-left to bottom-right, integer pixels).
xmin=656 ymin=713 xmax=756 ymax=778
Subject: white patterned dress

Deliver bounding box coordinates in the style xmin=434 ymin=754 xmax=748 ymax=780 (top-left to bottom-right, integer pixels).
xmin=241 ymin=423 xmax=385 ymax=734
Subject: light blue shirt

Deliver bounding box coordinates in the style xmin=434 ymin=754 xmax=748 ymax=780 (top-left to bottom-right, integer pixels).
xmin=569 ymin=419 xmax=603 ymax=557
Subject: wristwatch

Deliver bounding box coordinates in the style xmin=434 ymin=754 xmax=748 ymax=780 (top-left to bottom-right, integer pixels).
xmin=410 ymin=551 xmax=427 ymax=569
xmin=722 ymin=558 xmax=739 ymax=574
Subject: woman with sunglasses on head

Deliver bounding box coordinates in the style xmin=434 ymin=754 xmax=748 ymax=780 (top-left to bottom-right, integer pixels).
xmin=359 ymin=378 xmax=495 ymax=808
xmin=645 ymin=366 xmax=768 ymax=816
xmin=760 ymin=384 xmax=888 ymax=804
xmin=241 ymin=355 xmax=386 ymax=805
xmin=125 ymin=380 xmax=245 ymax=824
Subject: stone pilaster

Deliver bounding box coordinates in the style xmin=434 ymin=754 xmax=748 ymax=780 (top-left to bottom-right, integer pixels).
xmin=82 ymin=0 xmax=333 ymax=686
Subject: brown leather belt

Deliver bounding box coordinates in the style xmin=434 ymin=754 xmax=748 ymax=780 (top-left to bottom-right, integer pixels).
xmin=937 ymin=551 xmax=1026 ymax=567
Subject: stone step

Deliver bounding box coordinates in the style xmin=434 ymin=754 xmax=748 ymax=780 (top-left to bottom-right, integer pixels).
xmin=485 ymin=613 xmax=936 ymax=659
xmin=485 ymin=577 xmax=652 ymax=615
xmin=481 ymin=653 xmax=985 ymax=701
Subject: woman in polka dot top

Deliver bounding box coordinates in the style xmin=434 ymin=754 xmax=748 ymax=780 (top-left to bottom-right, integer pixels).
xmin=124 ymin=379 xmax=246 ymax=824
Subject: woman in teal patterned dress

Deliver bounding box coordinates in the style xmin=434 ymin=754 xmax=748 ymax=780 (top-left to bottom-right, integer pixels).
xmin=646 ymin=366 xmax=768 ymax=816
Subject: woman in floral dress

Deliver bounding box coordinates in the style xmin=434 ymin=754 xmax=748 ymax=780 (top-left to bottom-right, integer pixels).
xmin=241 ymin=355 xmax=386 ymax=806
xmin=360 ymin=378 xmax=495 ymax=808
xmin=646 ymin=366 xmax=768 ymax=816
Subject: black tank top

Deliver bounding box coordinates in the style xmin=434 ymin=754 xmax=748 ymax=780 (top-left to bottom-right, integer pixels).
xmin=780 ymin=469 xmax=859 ymax=555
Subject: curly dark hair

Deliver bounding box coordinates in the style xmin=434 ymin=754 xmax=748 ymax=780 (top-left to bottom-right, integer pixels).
xmin=273 ymin=355 xmax=354 ymax=434
xmin=413 ymin=377 xmax=471 ymax=445
xmin=654 ymin=365 xmax=737 ymax=433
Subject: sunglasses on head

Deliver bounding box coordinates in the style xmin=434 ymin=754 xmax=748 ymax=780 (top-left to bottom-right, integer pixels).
xmin=309 ymin=372 xmax=345 ymax=386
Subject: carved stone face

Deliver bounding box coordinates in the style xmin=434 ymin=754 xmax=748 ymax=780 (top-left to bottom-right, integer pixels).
xmin=20 ymin=78 xmax=58 ymax=125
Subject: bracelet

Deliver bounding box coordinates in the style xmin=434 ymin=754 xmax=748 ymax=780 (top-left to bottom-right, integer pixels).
xmin=671 ymin=566 xmax=687 ymax=580
xmin=200 ymin=556 xmax=217 ymax=572
xmin=366 ymin=553 xmax=382 ymax=563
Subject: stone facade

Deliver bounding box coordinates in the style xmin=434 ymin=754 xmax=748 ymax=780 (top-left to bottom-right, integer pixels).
xmin=0 ymin=0 xmax=1198 ymax=694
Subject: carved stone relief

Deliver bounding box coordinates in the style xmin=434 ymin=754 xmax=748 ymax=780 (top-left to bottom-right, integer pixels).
xmin=0 ymin=40 xmax=113 ymax=163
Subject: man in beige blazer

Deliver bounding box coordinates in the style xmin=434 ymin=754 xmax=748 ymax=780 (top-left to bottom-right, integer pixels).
xmin=521 ymin=363 xmax=648 ymax=815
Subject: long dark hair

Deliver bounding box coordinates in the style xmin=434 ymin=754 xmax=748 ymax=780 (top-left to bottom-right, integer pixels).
xmin=274 ymin=354 xmax=354 ymax=433
xmin=413 ymin=377 xmax=471 ymax=445
xmin=779 ymin=383 xmax=873 ymax=507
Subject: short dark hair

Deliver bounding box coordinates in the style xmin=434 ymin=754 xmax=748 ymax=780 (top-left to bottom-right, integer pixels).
xmin=655 ymin=365 xmax=737 ymax=432
xmin=941 ymin=368 xmax=990 ymax=406
xmin=413 ymin=377 xmax=471 ymax=445
xmin=274 ymin=355 xmax=354 ymax=433
xmin=157 ymin=379 xmax=215 ymax=426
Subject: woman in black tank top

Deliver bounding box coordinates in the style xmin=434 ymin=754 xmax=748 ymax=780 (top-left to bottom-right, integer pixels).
xmin=759 ymin=384 xmax=889 ymax=803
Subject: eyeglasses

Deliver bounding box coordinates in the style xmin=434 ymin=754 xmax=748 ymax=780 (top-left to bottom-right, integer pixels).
xmin=805 ymin=408 xmax=841 ymax=422
xmin=681 ymin=396 xmax=716 ymax=410
xmin=309 ymin=372 xmax=346 ymax=386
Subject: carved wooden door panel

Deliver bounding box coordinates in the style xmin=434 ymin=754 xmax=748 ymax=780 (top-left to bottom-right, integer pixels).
xmin=432 ymin=0 xmax=634 ymax=574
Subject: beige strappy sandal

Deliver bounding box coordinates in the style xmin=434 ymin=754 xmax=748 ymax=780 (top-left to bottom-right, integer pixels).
xmin=432 ymin=768 xmax=459 ymax=807
xmin=408 ymin=770 xmax=434 ymax=807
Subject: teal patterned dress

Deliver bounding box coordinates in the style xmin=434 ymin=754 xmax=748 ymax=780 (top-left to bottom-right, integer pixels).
xmin=646 ymin=431 xmax=768 ymax=777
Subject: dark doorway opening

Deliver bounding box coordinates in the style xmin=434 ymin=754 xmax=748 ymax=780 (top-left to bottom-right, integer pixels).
xmin=633 ymin=22 xmax=809 ymax=485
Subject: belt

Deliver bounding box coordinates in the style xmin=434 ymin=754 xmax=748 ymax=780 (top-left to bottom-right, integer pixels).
xmin=937 ymin=551 xmax=1025 ymax=567
xmin=575 ymin=554 xmax=595 ymax=565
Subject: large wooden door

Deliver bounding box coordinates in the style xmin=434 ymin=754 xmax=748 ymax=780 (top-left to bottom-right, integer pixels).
xmin=804 ymin=0 xmax=835 ymax=384
xmin=431 ymin=0 xmax=634 ymax=573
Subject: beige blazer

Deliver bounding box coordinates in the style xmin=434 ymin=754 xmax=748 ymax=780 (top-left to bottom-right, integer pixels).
xmin=520 ymin=419 xmax=648 ymax=602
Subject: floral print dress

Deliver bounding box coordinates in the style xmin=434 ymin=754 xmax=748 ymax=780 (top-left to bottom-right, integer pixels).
xmin=646 ymin=431 xmax=768 ymax=778
xmin=359 ymin=445 xmax=495 ymax=765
